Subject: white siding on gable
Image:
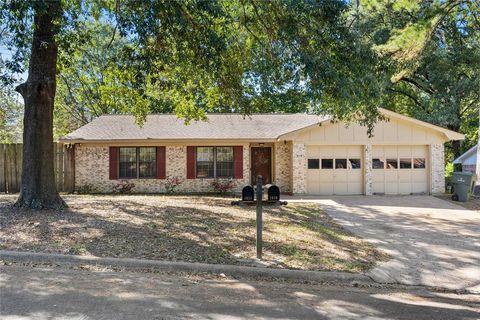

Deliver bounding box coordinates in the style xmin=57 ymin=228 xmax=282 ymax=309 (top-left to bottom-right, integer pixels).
xmin=295 ymin=118 xmax=445 ymax=145
xmin=462 ymin=153 xmax=477 ymax=166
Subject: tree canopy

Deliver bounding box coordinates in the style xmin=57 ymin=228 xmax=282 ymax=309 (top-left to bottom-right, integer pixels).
xmin=357 ymin=0 xmax=480 ymax=159
xmin=0 ymin=0 xmax=478 ymax=208
xmin=1 ymin=0 xmax=390 ymax=131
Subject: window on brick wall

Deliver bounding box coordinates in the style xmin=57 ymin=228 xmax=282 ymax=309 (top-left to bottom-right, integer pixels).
xmin=119 ymin=147 xmax=156 ymax=179
xmin=196 ymin=147 xmax=234 ymax=178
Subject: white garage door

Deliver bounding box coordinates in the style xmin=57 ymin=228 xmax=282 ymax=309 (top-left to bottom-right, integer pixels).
xmin=372 ymin=145 xmax=428 ymax=195
xmin=306 ymin=146 xmax=363 ymax=195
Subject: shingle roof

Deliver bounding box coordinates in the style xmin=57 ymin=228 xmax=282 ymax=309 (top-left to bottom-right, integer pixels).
xmin=61 ymin=114 xmax=329 ymax=142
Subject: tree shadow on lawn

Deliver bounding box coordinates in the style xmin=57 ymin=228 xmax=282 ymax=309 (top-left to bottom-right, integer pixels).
xmin=0 ymin=196 xmax=385 ymax=272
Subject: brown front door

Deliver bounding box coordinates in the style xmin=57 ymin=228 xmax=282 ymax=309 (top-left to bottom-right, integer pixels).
xmin=251 ymin=147 xmax=272 ymax=185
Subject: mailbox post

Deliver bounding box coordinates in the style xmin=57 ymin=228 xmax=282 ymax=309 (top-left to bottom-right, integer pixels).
xmin=230 ymin=177 xmax=287 ymax=260
xmin=256 ymin=175 xmax=263 ymax=259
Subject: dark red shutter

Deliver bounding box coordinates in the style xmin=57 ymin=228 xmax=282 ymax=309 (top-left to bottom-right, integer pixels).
xmin=109 ymin=147 xmax=119 ymax=180
xmin=156 ymin=146 xmax=166 ymax=179
xmin=233 ymin=146 xmax=243 ymax=179
xmin=187 ymin=146 xmax=196 ymax=179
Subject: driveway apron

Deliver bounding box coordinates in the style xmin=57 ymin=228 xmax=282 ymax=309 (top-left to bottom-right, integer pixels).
xmin=286 ymin=195 xmax=480 ymax=292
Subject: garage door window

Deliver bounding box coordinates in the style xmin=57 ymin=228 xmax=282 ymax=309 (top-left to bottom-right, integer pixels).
xmin=414 ymin=158 xmax=426 ymax=169
xmin=386 ymin=159 xmax=398 ymax=169
xmin=349 ymin=159 xmax=361 ymax=169
xmin=308 ymin=159 xmax=320 ymax=169
xmin=399 ymin=158 xmax=412 ymax=169
xmin=322 ymin=159 xmax=334 ymax=169
xmin=372 ymin=158 xmax=384 ymax=169
xmin=335 ymin=159 xmax=347 ymax=169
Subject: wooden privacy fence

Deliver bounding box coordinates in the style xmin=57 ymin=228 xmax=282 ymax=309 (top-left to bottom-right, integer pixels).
xmin=0 ymin=143 xmax=75 ymax=193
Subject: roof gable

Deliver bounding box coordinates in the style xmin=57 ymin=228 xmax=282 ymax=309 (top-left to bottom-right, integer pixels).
xmin=378 ymin=108 xmax=464 ymax=141
xmin=453 ymin=144 xmax=478 ymax=164
xmin=279 ymin=108 xmax=464 ymax=142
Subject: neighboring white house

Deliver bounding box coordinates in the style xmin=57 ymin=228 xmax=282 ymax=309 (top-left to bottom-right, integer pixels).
xmin=60 ymin=108 xmax=464 ymax=195
xmin=453 ymin=144 xmax=478 ymax=174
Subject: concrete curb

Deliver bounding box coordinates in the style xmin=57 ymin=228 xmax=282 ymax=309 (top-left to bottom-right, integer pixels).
xmin=0 ymin=250 xmax=372 ymax=285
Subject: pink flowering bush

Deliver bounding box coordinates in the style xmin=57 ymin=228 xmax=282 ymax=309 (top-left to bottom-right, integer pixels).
xmin=210 ymin=179 xmax=235 ymax=194
xmin=112 ymin=180 xmax=135 ymax=194
xmin=164 ymin=176 xmax=183 ymax=194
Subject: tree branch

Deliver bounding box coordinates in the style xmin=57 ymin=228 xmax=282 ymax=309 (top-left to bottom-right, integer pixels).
xmin=387 ymin=87 xmax=424 ymax=110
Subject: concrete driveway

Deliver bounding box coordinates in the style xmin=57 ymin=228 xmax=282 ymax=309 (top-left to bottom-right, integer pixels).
xmin=286 ymin=196 xmax=480 ymax=292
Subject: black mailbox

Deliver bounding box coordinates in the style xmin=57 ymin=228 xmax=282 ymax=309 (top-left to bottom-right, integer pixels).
xmin=266 ymin=184 xmax=280 ymax=202
xmin=242 ymin=185 xmax=255 ymax=202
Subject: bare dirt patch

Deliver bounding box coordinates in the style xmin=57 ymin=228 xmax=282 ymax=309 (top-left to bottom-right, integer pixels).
xmin=0 ymin=194 xmax=387 ymax=272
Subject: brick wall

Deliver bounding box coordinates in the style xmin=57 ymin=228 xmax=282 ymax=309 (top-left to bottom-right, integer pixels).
xmin=291 ymin=142 xmax=307 ymax=194
xmin=364 ymin=144 xmax=373 ymax=195
xmin=75 ymin=143 xmax=250 ymax=193
xmin=274 ymin=141 xmax=292 ymax=193
xmin=430 ymin=143 xmax=445 ymax=194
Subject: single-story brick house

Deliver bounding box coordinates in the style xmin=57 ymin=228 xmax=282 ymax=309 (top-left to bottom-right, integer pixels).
xmin=60 ymin=108 xmax=464 ymax=195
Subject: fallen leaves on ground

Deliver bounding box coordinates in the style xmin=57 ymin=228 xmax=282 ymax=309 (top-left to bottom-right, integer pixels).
xmin=0 ymin=194 xmax=388 ymax=272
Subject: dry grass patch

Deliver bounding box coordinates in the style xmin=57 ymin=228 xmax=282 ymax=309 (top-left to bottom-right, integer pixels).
xmin=0 ymin=194 xmax=388 ymax=272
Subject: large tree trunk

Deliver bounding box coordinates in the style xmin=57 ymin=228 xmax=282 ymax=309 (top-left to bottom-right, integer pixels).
xmin=15 ymin=0 xmax=66 ymax=209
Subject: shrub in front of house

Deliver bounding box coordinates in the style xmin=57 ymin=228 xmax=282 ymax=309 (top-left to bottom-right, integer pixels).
xmin=112 ymin=180 xmax=135 ymax=194
xmin=76 ymin=184 xmax=97 ymax=194
xmin=210 ymin=179 xmax=235 ymax=194
xmin=164 ymin=176 xmax=183 ymax=194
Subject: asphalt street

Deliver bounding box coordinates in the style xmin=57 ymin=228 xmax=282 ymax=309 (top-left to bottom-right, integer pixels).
xmin=1 ymin=265 xmax=479 ymax=320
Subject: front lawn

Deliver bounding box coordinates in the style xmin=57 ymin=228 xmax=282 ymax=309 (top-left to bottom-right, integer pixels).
xmin=0 ymin=195 xmax=387 ymax=272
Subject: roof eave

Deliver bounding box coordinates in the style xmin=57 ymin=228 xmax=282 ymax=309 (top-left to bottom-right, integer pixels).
xmin=453 ymin=145 xmax=478 ymax=163
xmin=58 ymin=138 xmax=278 ymax=144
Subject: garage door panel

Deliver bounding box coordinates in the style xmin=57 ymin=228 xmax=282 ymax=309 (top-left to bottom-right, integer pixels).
xmin=334 ymin=183 xmax=349 ymax=195
xmin=307 ymin=170 xmax=320 ymax=182
xmin=398 ymin=170 xmax=412 ymax=182
xmin=373 ymin=182 xmax=385 ymax=194
xmin=372 ymin=145 xmax=428 ymax=195
xmin=397 ymin=146 xmax=412 ymax=157
xmin=398 ymin=182 xmax=412 ymax=195
xmin=307 ymin=181 xmax=320 ymax=194
xmin=319 ymin=146 xmax=333 ymax=158
xmin=411 ymin=145 xmax=427 ymax=157
xmin=349 ymin=170 xmax=363 ymax=180
xmin=348 ymin=182 xmax=363 ymax=194
xmin=319 ymin=183 xmax=334 ymax=195
xmin=412 ymin=182 xmax=427 ymax=193
xmin=385 ymin=171 xmax=397 ymax=182
xmin=319 ymin=170 xmax=334 ymax=181
xmin=306 ymin=145 xmax=363 ymax=195
xmin=412 ymin=169 xmax=427 ymax=182
xmin=385 ymin=182 xmax=398 ymax=194
xmin=307 ymin=146 xmax=320 ymax=158
xmin=334 ymin=170 xmax=348 ymax=182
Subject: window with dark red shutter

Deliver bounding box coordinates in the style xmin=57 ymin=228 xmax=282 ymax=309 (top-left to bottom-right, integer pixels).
xmin=156 ymin=147 xmax=166 ymax=179
xmin=233 ymin=146 xmax=243 ymax=179
xmin=109 ymin=147 xmax=119 ymax=180
xmin=186 ymin=146 xmax=196 ymax=179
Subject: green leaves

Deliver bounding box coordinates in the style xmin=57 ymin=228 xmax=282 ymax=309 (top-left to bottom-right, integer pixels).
xmin=2 ymin=0 xmax=445 ymax=136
